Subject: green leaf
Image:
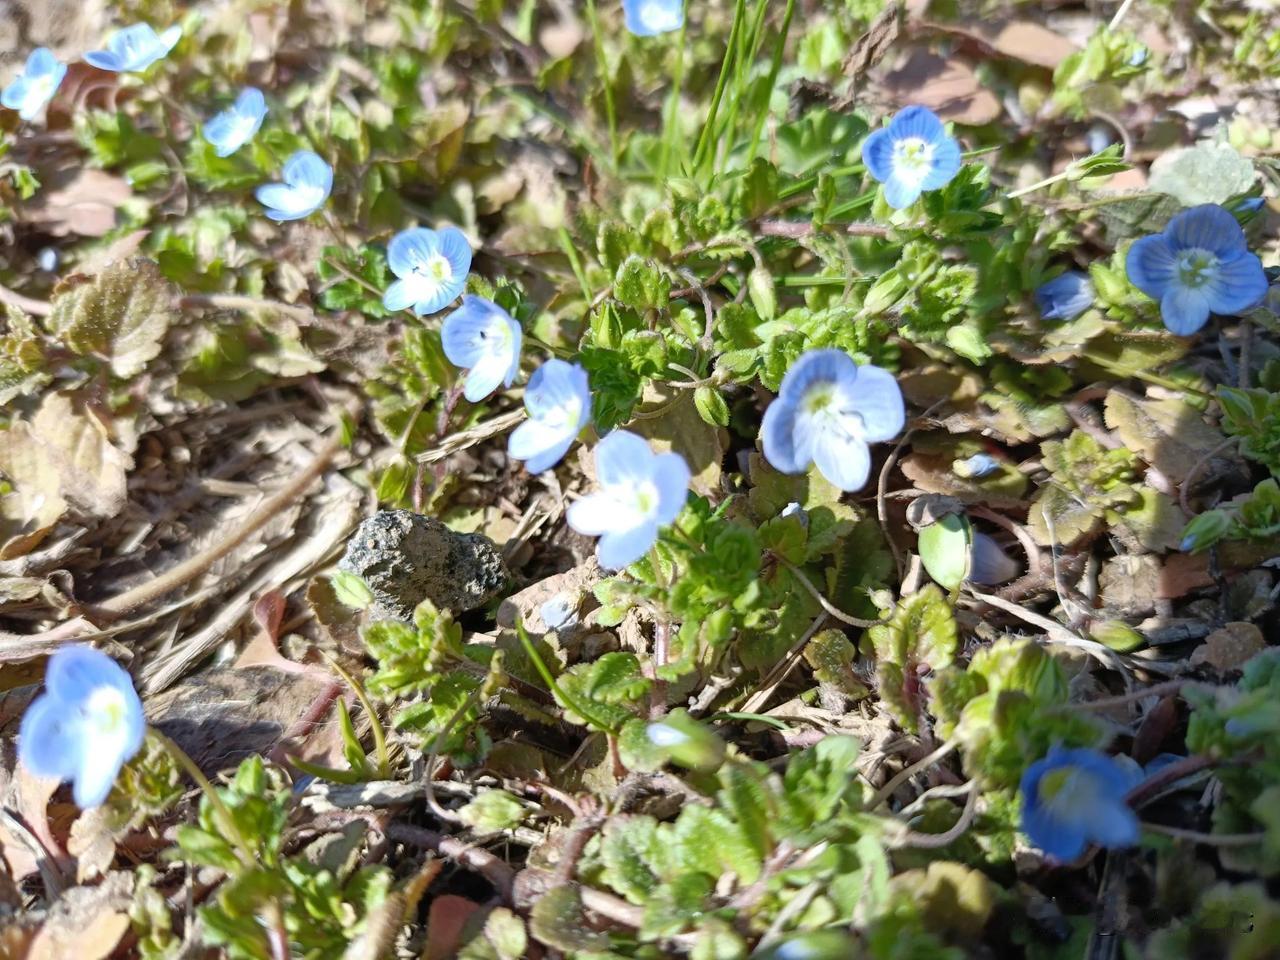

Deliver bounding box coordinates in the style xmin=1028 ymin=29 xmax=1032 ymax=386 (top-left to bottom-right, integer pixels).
xmin=457 ymin=789 xmax=526 ymax=834
xmin=529 ymin=886 xmax=610 ymax=951
xmin=918 ymin=514 xmax=973 ymax=591
xmin=614 ymin=255 xmax=671 ymax=312
xmin=1149 ymin=139 xmax=1256 ymax=207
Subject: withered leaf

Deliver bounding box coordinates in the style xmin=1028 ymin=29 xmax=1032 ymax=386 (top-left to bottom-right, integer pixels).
xmin=1103 ymin=391 xmax=1233 ymax=484
xmin=47 ymin=258 xmax=174 ymax=379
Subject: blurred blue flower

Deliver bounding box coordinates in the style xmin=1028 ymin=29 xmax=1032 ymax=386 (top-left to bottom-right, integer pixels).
xmin=861 ymin=105 xmax=962 ymax=209
xmin=761 ymin=349 xmax=904 ymax=492
xmin=508 ymin=359 xmax=591 ymax=474
xmin=19 ymin=647 xmax=145 ymax=808
xmin=85 ymin=23 xmax=182 ymax=73
xmin=1126 ymin=203 xmax=1268 ymax=335
xmin=255 ymin=150 xmax=333 ymax=222
xmin=383 ymin=227 xmax=472 ymax=316
xmin=202 ymin=87 xmax=267 ymax=158
xmin=567 ymin=430 xmax=690 ymax=570
xmin=1035 ymin=270 xmax=1094 ymax=321
xmin=1 ymin=48 xmax=67 ymax=121
xmin=623 ymin=0 xmax=684 ymax=35
xmin=954 ymin=452 xmax=1000 ymax=479
xmin=1020 ymin=746 xmax=1140 ymax=861
xmin=540 ymin=594 xmax=580 ymax=631
xmin=968 ymin=532 xmax=1019 ymax=585
xmin=441 ymin=295 xmax=523 ymax=402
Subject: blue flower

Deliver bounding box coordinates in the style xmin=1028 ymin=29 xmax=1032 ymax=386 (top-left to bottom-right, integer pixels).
xmin=1 ymin=48 xmax=67 ymax=121
xmin=441 ymin=295 xmax=523 ymax=402
xmin=1035 ymin=270 xmax=1094 ymax=321
xmin=508 ymin=359 xmax=591 ymax=474
xmin=761 ymin=349 xmax=905 ymax=492
xmin=953 ymin=452 xmax=1000 ymax=479
xmin=383 ymin=227 xmax=472 ymax=316
xmin=1126 ymin=203 xmax=1268 ymax=335
xmin=861 ymin=105 xmax=962 ymax=209
xmin=18 ymin=646 xmax=145 ymax=808
xmin=202 ymin=87 xmax=268 ymax=158
xmin=255 ymin=150 xmax=333 ymax=222
xmin=623 ymin=0 xmax=684 ymax=35
xmin=84 ymin=23 xmax=182 ymax=73
xmin=567 ymin=430 xmax=690 ymax=570
xmin=968 ymin=532 xmax=1019 ymax=585
xmin=1020 ymin=746 xmax=1140 ymax=861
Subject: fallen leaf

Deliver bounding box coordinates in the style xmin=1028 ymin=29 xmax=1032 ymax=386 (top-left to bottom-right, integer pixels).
xmin=1149 ymin=140 xmax=1256 ymax=207
xmin=47 ymin=258 xmax=175 ymax=379
xmin=922 ymin=20 xmax=1078 ymax=70
xmin=31 ymin=393 xmax=130 ymax=518
xmin=1103 ymin=391 xmax=1235 ymax=484
xmin=0 ymin=423 xmax=68 ymax=560
xmin=425 ymin=895 xmax=484 ymax=960
xmin=879 ymin=50 xmax=1001 ymax=125
xmin=844 ymin=3 xmax=901 ymax=83
xmin=1191 ymin=622 xmax=1266 ymax=672
xmin=18 ymin=168 xmax=131 ymax=238
xmin=28 ymin=871 xmax=133 ymax=960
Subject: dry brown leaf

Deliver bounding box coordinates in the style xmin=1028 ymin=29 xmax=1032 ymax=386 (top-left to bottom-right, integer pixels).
xmin=1190 ymin=622 xmax=1266 ymax=672
xmin=922 ymin=20 xmax=1077 ymax=70
xmin=0 ymin=422 xmax=68 ymax=560
xmin=879 ymin=50 xmax=1001 ymax=125
xmin=28 ymin=871 xmax=133 ymax=960
xmin=31 ymin=393 xmax=130 ymax=518
xmin=843 ymin=2 xmax=901 ymax=83
xmin=19 ymin=168 xmax=131 ymax=238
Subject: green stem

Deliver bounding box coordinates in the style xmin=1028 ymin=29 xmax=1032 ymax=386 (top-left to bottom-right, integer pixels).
xmin=746 ymin=0 xmax=796 ymax=165
xmin=149 ymin=728 xmax=256 ymax=865
xmin=692 ymin=0 xmax=746 ymax=177
xmin=659 ymin=3 xmax=690 ymax=180
xmin=558 ymin=227 xmax=593 ymax=303
xmin=323 ymin=654 xmax=391 ymax=780
xmin=584 ymin=0 xmax=619 ymax=168
xmin=714 ymin=0 xmax=768 ymax=175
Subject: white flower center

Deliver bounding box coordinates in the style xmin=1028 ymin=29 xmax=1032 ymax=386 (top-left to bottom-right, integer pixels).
xmin=1175 ymin=248 xmax=1219 ymax=289
xmin=639 ymin=0 xmax=682 ymax=32
xmin=414 ymin=253 xmax=453 ymax=284
xmin=799 ymin=381 xmax=865 ymax=440
xmin=892 ymin=136 xmax=935 ymax=181
xmin=611 ymin=477 xmax=660 ymax=527
xmin=86 ymin=686 xmax=129 ymax=735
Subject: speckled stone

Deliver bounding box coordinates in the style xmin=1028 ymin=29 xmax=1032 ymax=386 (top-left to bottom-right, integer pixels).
xmin=338 ymin=510 xmax=508 ymax=620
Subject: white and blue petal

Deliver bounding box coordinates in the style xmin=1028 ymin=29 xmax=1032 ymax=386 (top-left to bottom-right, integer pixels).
xmin=1166 ymin=203 xmax=1248 ymax=257
xmin=440 ymin=296 xmax=521 ymax=401
xmin=203 ymin=87 xmax=267 ymax=157
xmin=1 ymin=48 xmax=67 ymax=121
xmin=18 ymin=693 xmax=85 ymax=782
xmin=888 ymin=104 xmax=946 ymax=143
xmin=595 ymin=430 xmax=655 ymax=488
xmin=921 ymin=136 xmax=962 ymax=191
xmin=1035 ymin=271 xmax=1095 ymax=322
xmin=597 ymin=521 xmax=660 ymax=570
xmin=509 ymin=421 xmax=575 ymax=475
xmin=566 ymin=491 xmax=618 ymax=537
xmin=651 ymin=452 xmax=692 ymax=524
xmin=1019 ymin=747 xmax=1139 ymax=861
xmin=256 ymin=150 xmax=332 ymax=221
xmin=861 ymin=128 xmax=896 ymax=184
xmin=1125 ymin=234 xmax=1177 ymax=300
xmin=760 ymin=400 xmax=805 ymax=475
xmin=622 ymin=0 xmax=684 ymax=36
xmin=86 ymin=23 xmax=181 ymax=73
xmin=839 ymin=363 xmax=905 ymax=444
xmin=812 ymin=430 xmax=871 ymax=492
xmin=777 ymin=349 xmax=857 ymax=404
xmin=883 ymin=176 xmax=925 ymax=210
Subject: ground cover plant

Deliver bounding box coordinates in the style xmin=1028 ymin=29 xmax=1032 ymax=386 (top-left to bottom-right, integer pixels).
xmin=1 ymin=0 xmax=1279 ymax=956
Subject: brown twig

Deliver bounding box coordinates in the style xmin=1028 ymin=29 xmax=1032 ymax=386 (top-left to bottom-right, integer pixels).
xmin=0 ymin=279 xmax=52 ymax=316
xmin=386 ymin=823 xmax=515 ymax=903
xmin=1125 ymin=754 xmax=1215 ymax=809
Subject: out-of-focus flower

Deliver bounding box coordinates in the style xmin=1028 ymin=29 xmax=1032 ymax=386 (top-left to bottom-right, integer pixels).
xmin=623 ymin=0 xmax=684 ymax=35
xmin=1020 ymin=746 xmax=1140 ymax=861
xmin=1035 ymin=270 xmax=1094 ymax=321
xmin=84 ymin=23 xmax=182 ymax=73
xmin=255 ymin=150 xmax=333 ymax=222
xmin=1 ymin=48 xmax=67 ymax=121
xmin=203 ymin=88 xmax=268 ymax=158
xmin=19 ymin=647 xmax=145 ymax=808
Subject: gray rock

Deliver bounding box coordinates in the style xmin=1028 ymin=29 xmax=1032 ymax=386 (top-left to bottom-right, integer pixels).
xmin=338 ymin=510 xmax=508 ymax=620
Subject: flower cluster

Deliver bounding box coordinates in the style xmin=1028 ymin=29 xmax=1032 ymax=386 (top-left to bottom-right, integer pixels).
xmin=19 ymin=646 xmax=146 ymax=808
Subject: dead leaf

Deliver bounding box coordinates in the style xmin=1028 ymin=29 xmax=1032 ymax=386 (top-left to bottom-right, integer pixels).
xmin=0 ymin=423 xmax=68 ymax=560
xmin=19 ymin=168 xmax=131 ymax=238
xmin=1190 ymin=622 xmax=1266 ymax=672
xmin=28 ymin=871 xmax=133 ymax=960
xmin=879 ymin=49 xmax=1001 ymax=125
xmin=922 ymin=20 xmax=1078 ymax=70
xmin=47 ymin=258 xmax=175 ymax=379
xmin=844 ymin=2 xmax=901 ymax=83
xmin=425 ymin=895 xmax=484 ymax=960
xmin=31 ymin=393 xmax=130 ymax=518
xmin=1103 ymin=391 xmax=1235 ymax=484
